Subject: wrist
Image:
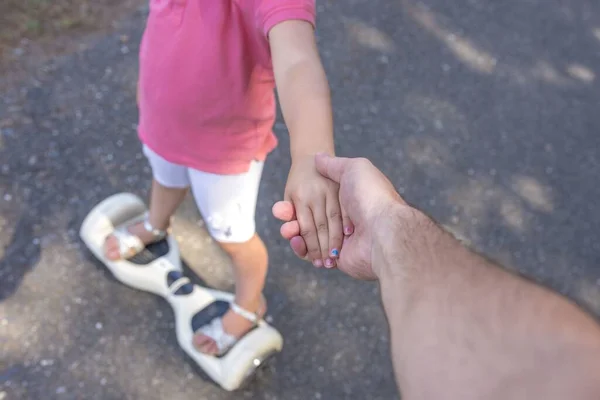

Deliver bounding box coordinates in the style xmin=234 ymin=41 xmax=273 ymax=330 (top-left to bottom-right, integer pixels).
xmin=371 ymin=203 xmax=435 ymax=281
xmin=290 ymin=141 xmax=335 ymax=163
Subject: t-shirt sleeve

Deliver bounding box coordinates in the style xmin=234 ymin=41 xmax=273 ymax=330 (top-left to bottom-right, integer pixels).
xmin=257 ymin=0 xmax=316 ymax=39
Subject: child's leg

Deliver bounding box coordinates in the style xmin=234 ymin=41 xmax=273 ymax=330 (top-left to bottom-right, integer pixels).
xmin=146 ymin=178 xmax=189 ymax=230
xmin=187 ymin=160 xmax=267 ymax=355
xmin=104 ymin=145 xmax=189 ymax=260
xmin=222 ymin=236 xmax=268 ymax=314
xmin=209 ymin=234 xmax=268 ymax=347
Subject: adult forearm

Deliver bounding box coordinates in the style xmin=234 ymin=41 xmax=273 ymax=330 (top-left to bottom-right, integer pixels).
xmin=276 ymin=60 xmax=334 ymax=160
xmin=375 ymin=204 xmax=600 ymax=399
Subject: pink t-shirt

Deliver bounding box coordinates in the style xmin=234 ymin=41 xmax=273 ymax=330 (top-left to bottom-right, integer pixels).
xmin=137 ymin=0 xmax=316 ymax=174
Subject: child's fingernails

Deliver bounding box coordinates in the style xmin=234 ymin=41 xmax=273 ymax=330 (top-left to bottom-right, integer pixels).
xmin=325 ymin=258 xmax=334 ymax=268
xmin=330 ymin=249 xmax=339 ymax=258
xmin=344 ymin=226 xmax=353 ymax=235
xmin=313 ymin=259 xmax=323 ymax=268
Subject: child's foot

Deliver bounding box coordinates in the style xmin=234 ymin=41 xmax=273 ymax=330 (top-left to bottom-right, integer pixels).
xmin=104 ymin=221 xmax=166 ymax=261
xmin=193 ymin=296 xmax=267 ymax=355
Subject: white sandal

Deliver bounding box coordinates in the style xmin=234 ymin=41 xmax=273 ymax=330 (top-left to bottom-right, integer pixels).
xmin=109 ymin=215 xmax=168 ymax=259
xmin=196 ymin=302 xmax=261 ymax=356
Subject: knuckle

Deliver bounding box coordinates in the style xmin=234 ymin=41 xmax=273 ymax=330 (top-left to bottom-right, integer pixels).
xmin=327 ymin=209 xmax=341 ymax=220
xmin=292 ymin=188 xmax=309 ymax=199
xmin=316 ymin=222 xmax=328 ymax=233
xmin=299 ymin=228 xmax=313 ymax=238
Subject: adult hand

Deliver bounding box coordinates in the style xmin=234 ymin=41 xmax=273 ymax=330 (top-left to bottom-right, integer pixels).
xmin=273 ymin=154 xmax=405 ymax=280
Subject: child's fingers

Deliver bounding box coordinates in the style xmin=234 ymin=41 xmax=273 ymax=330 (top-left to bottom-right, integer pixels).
xmin=280 ymin=220 xmax=300 ymax=240
xmin=309 ymin=200 xmax=331 ymax=267
xmin=296 ymin=205 xmax=323 ymax=266
xmin=272 ymin=200 xmax=296 ymax=222
xmin=341 ymin=204 xmax=354 ymax=235
xmin=326 ymin=193 xmax=344 ymax=261
xmin=290 ymin=236 xmax=309 ymax=261
xmin=278 ymin=222 xmax=310 ymax=261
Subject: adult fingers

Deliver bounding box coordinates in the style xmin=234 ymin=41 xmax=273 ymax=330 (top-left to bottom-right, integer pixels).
xmin=341 ymin=204 xmax=354 ymax=236
xmin=290 ymin=236 xmax=309 ymax=261
xmin=314 ymin=153 xmax=351 ymax=184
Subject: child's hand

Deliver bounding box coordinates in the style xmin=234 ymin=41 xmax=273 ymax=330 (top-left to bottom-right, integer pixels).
xmin=284 ymin=154 xmax=347 ymax=267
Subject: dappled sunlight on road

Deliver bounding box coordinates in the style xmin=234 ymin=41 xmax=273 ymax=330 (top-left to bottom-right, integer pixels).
xmin=499 ymin=195 xmax=528 ymax=235
xmin=1 ymin=238 xmax=92 ymax=364
xmin=0 ymin=234 xmax=221 ymax=398
xmin=528 ymin=61 xmax=596 ymax=86
xmin=0 ymin=214 xmax=8 ymax=260
xmin=1 ymin=0 xmax=600 ymax=397
xmin=576 ymin=278 xmax=600 ymax=315
xmin=445 ymin=176 xmax=532 ymax=240
xmin=529 ymin=60 xmax=572 ymax=86
xmin=402 ymin=94 xmax=469 ymax=139
xmin=512 ymin=175 xmax=554 ymax=213
xmin=593 ymin=27 xmax=600 ymax=42
xmin=399 ymin=0 xmax=598 ymax=89
xmin=171 ymin=210 xmax=235 ymax=291
xmin=401 ymin=0 xmax=497 ymax=74
xmin=392 ymin=91 xmax=559 ymax=245
xmin=442 ymin=172 xmax=556 ymax=249
xmin=343 ymin=18 xmax=395 ymax=53
xmin=399 ymin=131 xmax=541 ymax=242
xmin=403 ymin=135 xmax=454 ymax=171
xmin=567 ymin=63 xmax=596 ymax=83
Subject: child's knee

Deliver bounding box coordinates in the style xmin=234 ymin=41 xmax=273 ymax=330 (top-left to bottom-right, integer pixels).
xmin=216 ymin=234 xmax=269 ymax=266
xmin=217 ymin=234 xmax=256 ymax=255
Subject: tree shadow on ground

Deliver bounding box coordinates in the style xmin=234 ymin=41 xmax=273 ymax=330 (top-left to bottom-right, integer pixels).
xmin=318 ymin=0 xmax=600 ymax=314
xmin=2 ymin=1 xmax=600 ymax=399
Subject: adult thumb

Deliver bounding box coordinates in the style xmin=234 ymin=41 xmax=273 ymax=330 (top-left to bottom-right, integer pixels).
xmin=315 ymin=153 xmax=349 ymax=184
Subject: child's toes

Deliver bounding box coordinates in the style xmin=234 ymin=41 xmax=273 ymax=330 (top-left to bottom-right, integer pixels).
xmin=192 ymin=334 xmax=205 ymax=349
xmin=107 ymin=249 xmax=121 ymax=261
xmin=103 ymin=236 xmax=120 ymax=260
xmin=206 ymin=342 xmax=218 ymax=355
xmin=193 ymin=334 xmax=213 ymax=353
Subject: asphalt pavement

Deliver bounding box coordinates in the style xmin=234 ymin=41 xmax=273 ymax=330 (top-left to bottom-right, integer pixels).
xmin=2 ymin=0 xmax=600 ymax=399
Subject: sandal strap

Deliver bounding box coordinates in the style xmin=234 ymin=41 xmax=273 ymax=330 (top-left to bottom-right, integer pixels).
xmin=195 ymin=302 xmax=261 ymax=355
xmin=198 ymin=318 xmax=237 ymax=354
xmin=230 ymin=302 xmax=259 ymax=324
xmin=112 ymin=228 xmax=145 ymax=258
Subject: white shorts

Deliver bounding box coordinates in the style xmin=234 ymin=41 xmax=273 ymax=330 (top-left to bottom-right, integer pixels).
xmin=142 ymin=145 xmax=264 ymax=243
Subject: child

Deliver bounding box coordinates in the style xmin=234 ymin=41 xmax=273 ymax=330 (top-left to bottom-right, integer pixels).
xmin=104 ymin=0 xmax=345 ymax=356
